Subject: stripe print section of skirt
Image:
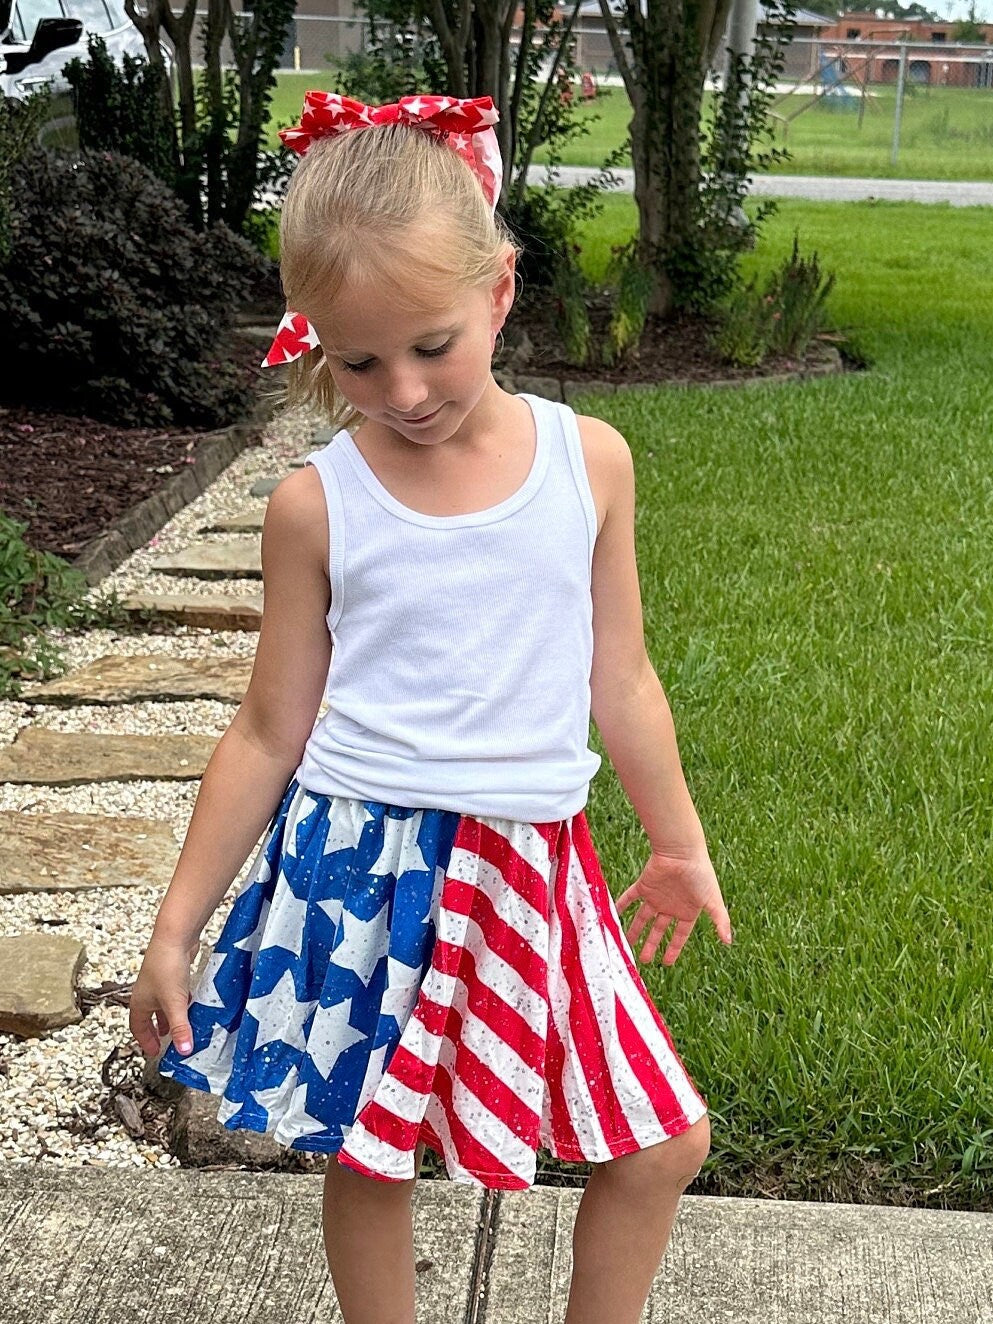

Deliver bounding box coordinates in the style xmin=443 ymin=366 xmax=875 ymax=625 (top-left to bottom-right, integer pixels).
xmin=157 ymin=780 xmax=707 ymax=1188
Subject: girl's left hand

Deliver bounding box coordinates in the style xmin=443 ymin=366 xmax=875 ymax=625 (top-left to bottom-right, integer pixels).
xmin=614 ymin=848 xmax=733 ymax=966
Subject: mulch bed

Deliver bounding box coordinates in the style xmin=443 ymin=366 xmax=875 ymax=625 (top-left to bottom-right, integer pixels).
xmin=1 ymin=300 xmax=847 ymax=564
xmin=0 ymin=333 xmax=265 ymax=560
xmin=503 ymin=298 xmax=846 ymax=386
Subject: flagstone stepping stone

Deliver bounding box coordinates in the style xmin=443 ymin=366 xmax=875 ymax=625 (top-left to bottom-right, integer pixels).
xmin=199 ymin=511 xmax=265 ymax=534
xmin=151 ymin=537 xmax=261 ymax=580
xmin=250 ymin=477 xmax=280 ymax=497
xmin=22 ymin=655 xmax=253 ymax=705
xmin=122 ymin=592 xmax=263 ymax=631
xmin=0 ymin=812 xmax=176 ymax=896
xmin=0 ymin=728 xmax=218 ymax=785
xmin=0 ymin=933 xmax=87 ymax=1035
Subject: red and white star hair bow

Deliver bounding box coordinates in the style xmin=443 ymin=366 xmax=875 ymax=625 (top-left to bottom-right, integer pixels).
xmin=261 ymin=93 xmax=502 ymax=370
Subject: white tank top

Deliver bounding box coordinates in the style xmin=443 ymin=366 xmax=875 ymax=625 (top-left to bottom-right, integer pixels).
xmin=295 ymin=392 xmax=602 ymax=821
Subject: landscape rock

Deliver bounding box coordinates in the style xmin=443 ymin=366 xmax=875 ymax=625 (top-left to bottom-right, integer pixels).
xmin=151 ymin=538 xmax=262 ymax=580
xmin=0 ymin=728 xmax=218 ymax=785
xmin=22 ymin=654 xmax=253 ymax=705
xmin=0 ymin=932 xmax=87 ymax=1035
xmin=122 ymin=592 xmax=263 ymax=631
xmin=198 ymin=512 xmax=265 ymax=534
xmin=250 ymin=477 xmax=281 ymax=497
xmin=171 ymin=1088 xmax=326 ymax=1171
xmin=0 ymin=812 xmax=178 ymax=894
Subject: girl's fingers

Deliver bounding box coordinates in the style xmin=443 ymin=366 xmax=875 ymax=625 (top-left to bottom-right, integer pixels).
xmin=625 ymin=903 xmax=656 ymax=948
xmin=634 ymin=912 xmax=673 ymax=961
xmin=661 ymin=917 xmax=697 ymax=965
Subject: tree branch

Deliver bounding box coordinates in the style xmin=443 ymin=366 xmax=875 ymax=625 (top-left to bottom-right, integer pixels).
xmin=597 ymin=0 xmax=637 ymax=99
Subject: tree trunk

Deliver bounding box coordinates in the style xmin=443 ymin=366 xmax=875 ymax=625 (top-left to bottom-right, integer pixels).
xmin=599 ymin=0 xmax=734 ymax=318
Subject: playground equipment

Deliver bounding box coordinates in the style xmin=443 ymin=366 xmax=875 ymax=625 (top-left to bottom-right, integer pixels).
xmin=769 ymin=45 xmax=878 ymax=141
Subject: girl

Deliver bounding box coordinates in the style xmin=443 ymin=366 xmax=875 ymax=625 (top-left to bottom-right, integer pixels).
xmin=129 ymin=92 xmax=733 ymax=1324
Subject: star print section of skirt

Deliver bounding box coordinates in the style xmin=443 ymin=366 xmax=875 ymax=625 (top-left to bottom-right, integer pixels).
xmin=156 ymin=780 xmax=708 ymax=1190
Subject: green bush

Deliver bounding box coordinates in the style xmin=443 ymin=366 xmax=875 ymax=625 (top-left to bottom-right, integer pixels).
xmin=0 ymin=511 xmax=121 ymax=697
xmin=63 ymin=34 xmax=176 ymax=187
xmin=713 ymin=233 xmax=836 ymax=367
xmin=0 ymin=148 xmax=266 ymax=427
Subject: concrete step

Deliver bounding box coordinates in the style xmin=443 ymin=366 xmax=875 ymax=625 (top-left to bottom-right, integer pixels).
xmin=0 ymin=1165 xmax=989 ymax=1323
xmin=122 ymin=592 xmax=263 ymax=631
xmin=22 ymin=654 xmax=253 ymax=706
xmin=0 ymin=728 xmax=217 ymax=785
xmin=150 ymin=538 xmax=262 ymax=580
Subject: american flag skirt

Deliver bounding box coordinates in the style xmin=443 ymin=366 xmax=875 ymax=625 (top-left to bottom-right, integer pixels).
xmin=157 ymin=780 xmax=707 ymax=1190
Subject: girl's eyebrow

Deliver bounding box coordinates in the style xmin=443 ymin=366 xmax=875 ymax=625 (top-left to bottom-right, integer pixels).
xmin=330 ymin=324 xmax=460 ymax=356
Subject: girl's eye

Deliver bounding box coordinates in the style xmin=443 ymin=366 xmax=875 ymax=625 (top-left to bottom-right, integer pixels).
xmin=417 ymin=340 xmax=452 ymax=358
xmin=341 ymin=359 xmax=374 ymax=373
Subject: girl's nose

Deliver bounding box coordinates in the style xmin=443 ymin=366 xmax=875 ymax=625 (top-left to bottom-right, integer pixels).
xmin=384 ymin=365 xmax=429 ymax=416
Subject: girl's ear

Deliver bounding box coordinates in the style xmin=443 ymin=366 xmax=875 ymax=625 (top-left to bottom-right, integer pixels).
xmin=492 ymin=246 xmax=517 ymax=329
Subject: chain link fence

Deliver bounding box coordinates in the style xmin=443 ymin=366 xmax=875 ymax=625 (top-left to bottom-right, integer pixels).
xmin=186 ymin=14 xmax=993 ymax=178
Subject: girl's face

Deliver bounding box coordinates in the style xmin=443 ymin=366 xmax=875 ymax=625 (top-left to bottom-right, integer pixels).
xmin=308 ymin=253 xmax=515 ymax=447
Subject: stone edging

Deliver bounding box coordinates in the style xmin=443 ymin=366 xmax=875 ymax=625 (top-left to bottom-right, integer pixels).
xmin=506 ymin=345 xmax=844 ymax=404
xmin=71 ymin=394 xmax=281 ymax=587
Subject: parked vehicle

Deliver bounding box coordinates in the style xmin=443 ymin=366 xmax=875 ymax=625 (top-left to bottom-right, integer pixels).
xmin=0 ymin=0 xmax=170 ymax=103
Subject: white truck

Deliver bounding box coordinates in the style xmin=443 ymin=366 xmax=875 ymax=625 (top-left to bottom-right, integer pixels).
xmin=1 ymin=0 xmax=165 ymax=103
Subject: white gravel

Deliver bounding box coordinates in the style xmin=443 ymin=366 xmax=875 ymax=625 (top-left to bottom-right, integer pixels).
xmin=0 ymin=401 xmax=323 ymax=1171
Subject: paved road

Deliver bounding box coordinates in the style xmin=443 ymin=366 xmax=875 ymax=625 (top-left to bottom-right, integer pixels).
xmin=528 ymin=165 xmax=993 ymax=207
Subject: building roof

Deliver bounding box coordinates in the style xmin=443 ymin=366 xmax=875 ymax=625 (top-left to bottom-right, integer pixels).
xmin=579 ymin=0 xmax=834 ymax=25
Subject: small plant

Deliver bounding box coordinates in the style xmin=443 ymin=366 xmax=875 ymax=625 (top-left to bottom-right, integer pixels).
xmin=763 ymin=233 xmax=836 ymax=357
xmin=712 ymin=280 xmax=773 ymax=367
xmin=713 ymin=233 xmax=836 ymax=367
xmin=0 ymin=512 xmax=125 ymax=697
xmin=603 ymin=241 xmax=654 ymax=367
xmin=552 ymin=247 xmax=593 ymax=367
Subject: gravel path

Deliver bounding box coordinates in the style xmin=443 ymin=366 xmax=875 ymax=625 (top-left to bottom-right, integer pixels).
xmin=0 ymin=402 xmax=322 ymax=1170
xmin=528 ymin=165 xmax=993 ymax=208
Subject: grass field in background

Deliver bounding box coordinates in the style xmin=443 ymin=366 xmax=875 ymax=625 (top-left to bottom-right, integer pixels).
xmin=269 ymin=74 xmax=993 ymax=181
xmin=569 ymin=198 xmax=993 ymax=1208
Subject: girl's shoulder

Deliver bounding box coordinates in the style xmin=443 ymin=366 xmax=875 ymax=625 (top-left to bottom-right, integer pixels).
xmin=262 ymin=465 xmax=330 ymax=570
xmin=572 ymin=413 xmax=634 ymax=534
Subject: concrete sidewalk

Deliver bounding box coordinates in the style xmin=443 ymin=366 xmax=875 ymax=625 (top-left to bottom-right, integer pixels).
xmin=2 ymin=1165 xmax=991 ymax=1323
xmin=527 ymin=165 xmax=993 ymax=208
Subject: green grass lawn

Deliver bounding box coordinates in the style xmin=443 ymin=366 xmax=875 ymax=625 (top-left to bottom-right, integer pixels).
xmin=569 ymin=196 xmax=993 ymax=1209
xmin=269 ymin=73 xmax=993 ymax=181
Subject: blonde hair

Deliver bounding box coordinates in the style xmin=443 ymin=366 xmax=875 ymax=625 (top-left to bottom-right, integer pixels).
xmin=263 ymin=120 xmax=519 ymax=430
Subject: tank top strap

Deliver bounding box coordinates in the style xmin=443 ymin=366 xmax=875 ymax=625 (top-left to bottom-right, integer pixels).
xmin=523 ymin=394 xmax=598 ymax=571
xmin=306 ymin=438 xmax=348 ymax=631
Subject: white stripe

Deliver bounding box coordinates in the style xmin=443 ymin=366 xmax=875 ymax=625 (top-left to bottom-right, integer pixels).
xmin=457 ymin=1004 xmax=545 ymax=1114
xmin=431 ymin=1033 xmax=536 ymax=1185
xmin=340 ymin=1123 xmax=417 ymax=1181
xmin=545 ymin=880 xmax=610 ymax=1158
xmin=604 ymin=922 xmax=705 ymax=1121
xmin=563 ymin=849 xmax=667 ymax=1148
xmin=461 ymin=852 xmax=549 ymax=957
xmin=426 ymin=922 xmax=548 ymax=1039
xmin=478 ymin=818 xmax=556 ymax=878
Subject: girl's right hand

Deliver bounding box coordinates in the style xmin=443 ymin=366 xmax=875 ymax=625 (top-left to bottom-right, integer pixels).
xmin=128 ymin=936 xmax=199 ymax=1059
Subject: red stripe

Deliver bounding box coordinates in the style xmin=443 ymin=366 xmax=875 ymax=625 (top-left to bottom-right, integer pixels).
xmin=613 ymin=993 xmax=686 ymax=1128
xmin=553 ymin=823 xmax=636 ymax=1157
xmin=542 ymin=995 xmax=583 ymax=1156
xmin=428 ymin=1056 xmax=524 ymax=1187
xmin=416 ymin=946 xmax=546 ymax=1073
xmin=573 ymin=813 xmax=708 ymax=1114
xmin=436 ymin=880 xmax=548 ymax=998
xmin=472 ymin=820 xmax=550 ymax=916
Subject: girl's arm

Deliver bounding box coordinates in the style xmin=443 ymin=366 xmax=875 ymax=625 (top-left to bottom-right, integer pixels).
xmin=580 ymin=415 xmax=733 ymax=966
xmin=150 ymin=467 xmax=332 ymax=948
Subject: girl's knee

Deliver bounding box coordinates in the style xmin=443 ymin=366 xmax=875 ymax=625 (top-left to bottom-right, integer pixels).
xmin=604 ymin=1115 xmax=710 ymax=1191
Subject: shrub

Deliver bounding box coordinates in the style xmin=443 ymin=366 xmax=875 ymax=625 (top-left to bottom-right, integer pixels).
xmin=63 ymin=34 xmax=176 ymax=187
xmin=713 ymin=234 xmax=836 ymax=368
xmin=0 ymin=148 xmax=266 ymax=427
xmin=0 ymin=511 xmax=122 ymax=697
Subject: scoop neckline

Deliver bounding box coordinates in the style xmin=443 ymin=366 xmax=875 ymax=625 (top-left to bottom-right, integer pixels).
xmin=333 ymin=393 xmax=548 ymax=528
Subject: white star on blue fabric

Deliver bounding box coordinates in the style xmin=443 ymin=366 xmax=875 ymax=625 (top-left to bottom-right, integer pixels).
xmin=245 ymin=968 xmax=317 ymax=1054
xmin=331 ymin=897 xmax=390 ymax=988
xmin=308 ymin=996 xmax=368 ymax=1080
xmin=258 ymin=878 xmax=308 ymax=959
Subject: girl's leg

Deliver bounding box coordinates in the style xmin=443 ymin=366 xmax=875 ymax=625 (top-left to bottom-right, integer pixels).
xmin=322 ymin=1141 xmax=427 ymax=1324
xmin=564 ymin=1115 xmax=711 ymax=1324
